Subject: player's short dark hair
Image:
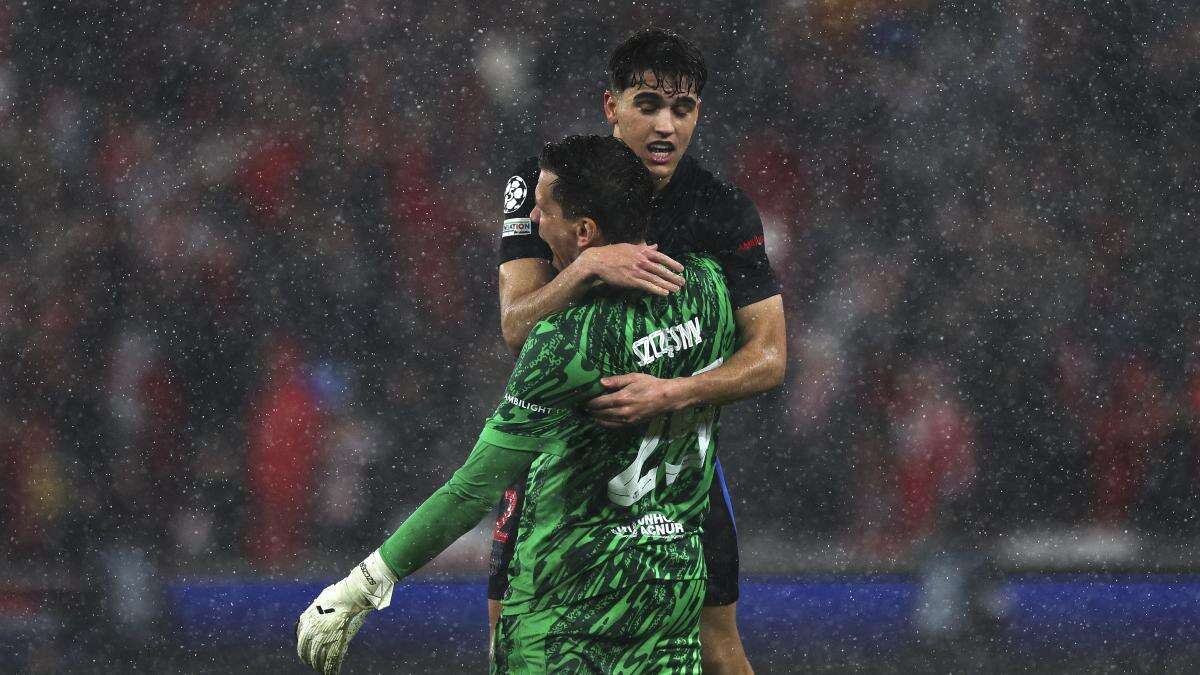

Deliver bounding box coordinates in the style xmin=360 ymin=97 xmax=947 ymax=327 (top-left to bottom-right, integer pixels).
xmin=608 ymin=27 xmax=707 ymax=97
xmin=538 ymin=135 xmax=653 ymax=245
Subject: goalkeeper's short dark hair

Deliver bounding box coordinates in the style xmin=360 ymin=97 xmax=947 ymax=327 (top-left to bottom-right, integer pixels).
xmin=608 ymin=27 xmax=707 ymax=97
xmin=538 ymin=135 xmax=653 ymax=245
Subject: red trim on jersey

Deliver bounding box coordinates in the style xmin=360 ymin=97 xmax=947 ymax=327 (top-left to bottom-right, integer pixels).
xmin=493 ymin=488 xmax=518 ymax=543
xmin=736 ymin=235 xmax=765 ymax=252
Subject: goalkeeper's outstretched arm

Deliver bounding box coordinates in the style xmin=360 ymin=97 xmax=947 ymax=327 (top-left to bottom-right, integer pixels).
xmin=296 ymin=440 xmax=535 ymax=675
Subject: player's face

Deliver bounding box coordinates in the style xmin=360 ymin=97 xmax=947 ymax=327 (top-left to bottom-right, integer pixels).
xmin=532 ymin=170 xmax=585 ymax=270
xmin=604 ymin=72 xmax=701 ymax=189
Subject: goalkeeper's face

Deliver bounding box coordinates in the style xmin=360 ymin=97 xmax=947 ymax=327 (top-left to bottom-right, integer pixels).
xmin=532 ymin=169 xmax=594 ymax=271
xmin=604 ymin=72 xmax=700 ymax=190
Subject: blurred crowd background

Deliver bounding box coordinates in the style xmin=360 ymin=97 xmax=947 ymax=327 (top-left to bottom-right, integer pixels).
xmin=2 ymin=0 xmax=1200 ymax=664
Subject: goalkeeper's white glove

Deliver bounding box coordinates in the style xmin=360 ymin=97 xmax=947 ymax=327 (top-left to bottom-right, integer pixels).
xmin=296 ymin=550 xmax=397 ymax=675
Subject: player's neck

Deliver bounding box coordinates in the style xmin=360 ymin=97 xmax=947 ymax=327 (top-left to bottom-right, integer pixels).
xmin=653 ymin=156 xmax=689 ymax=193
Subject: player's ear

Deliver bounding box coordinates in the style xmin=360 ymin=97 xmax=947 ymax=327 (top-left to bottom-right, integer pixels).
xmin=576 ymin=218 xmax=600 ymax=248
xmin=603 ymin=90 xmax=619 ymax=126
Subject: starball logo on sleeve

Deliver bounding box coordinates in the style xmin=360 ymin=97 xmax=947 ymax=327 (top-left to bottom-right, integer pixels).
xmin=503 ymin=175 xmax=528 ymax=213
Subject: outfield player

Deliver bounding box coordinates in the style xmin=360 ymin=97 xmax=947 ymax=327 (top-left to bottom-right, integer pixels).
xmin=492 ymin=28 xmax=786 ymax=674
xmin=298 ymin=135 xmax=736 ymax=673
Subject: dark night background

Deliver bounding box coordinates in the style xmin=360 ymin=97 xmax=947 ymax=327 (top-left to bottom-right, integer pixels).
xmin=2 ymin=1 xmax=1199 ymax=672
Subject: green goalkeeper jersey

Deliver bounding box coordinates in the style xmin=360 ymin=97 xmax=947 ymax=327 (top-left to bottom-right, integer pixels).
xmin=479 ymin=254 xmax=737 ymax=615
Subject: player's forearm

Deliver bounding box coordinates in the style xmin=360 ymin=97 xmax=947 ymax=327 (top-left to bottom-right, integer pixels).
xmin=378 ymin=441 xmax=534 ymax=579
xmin=675 ymin=296 xmax=787 ymax=408
xmin=673 ymin=336 xmax=786 ymax=409
xmin=501 ymin=257 xmax=595 ymax=352
xmin=377 ymin=481 xmax=497 ymax=580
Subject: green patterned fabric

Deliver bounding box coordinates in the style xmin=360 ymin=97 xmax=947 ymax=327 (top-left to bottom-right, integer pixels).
xmin=491 ymin=579 xmax=704 ymax=674
xmin=378 ymin=440 xmax=534 ymax=579
xmin=479 ymin=254 xmax=737 ymax=616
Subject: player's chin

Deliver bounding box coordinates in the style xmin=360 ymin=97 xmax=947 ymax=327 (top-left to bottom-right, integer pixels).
xmin=644 ymin=160 xmax=675 ymax=180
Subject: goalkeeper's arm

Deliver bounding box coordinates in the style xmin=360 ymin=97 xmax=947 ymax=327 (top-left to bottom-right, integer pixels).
xmin=297 ymin=439 xmax=535 ymax=674
xmin=377 ymin=439 xmax=535 ymax=578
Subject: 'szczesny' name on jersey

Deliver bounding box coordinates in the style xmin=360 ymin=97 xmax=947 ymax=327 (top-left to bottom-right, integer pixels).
xmin=631 ymin=317 xmax=703 ymax=367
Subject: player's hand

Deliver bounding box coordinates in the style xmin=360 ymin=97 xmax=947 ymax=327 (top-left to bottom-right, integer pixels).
xmin=297 ymin=551 xmax=397 ymax=675
xmin=586 ymin=373 xmax=685 ymax=427
xmin=583 ymin=244 xmax=685 ymax=296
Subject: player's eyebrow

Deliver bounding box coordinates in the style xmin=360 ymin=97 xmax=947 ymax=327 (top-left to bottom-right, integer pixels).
xmin=633 ymin=92 xmax=666 ymax=106
xmin=633 ymin=91 xmax=697 ymax=109
xmin=535 ymin=178 xmax=557 ymax=209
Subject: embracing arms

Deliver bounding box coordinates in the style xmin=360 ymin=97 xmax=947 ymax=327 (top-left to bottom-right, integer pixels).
xmin=499 ymin=246 xmax=685 ymax=353
xmin=586 ymin=294 xmax=786 ymax=426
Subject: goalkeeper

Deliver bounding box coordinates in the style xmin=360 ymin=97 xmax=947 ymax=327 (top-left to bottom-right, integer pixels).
xmin=297 ymin=135 xmax=736 ymax=673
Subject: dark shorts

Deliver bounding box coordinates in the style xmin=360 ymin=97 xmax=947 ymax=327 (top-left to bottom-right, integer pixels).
xmin=487 ymin=458 xmax=740 ymax=607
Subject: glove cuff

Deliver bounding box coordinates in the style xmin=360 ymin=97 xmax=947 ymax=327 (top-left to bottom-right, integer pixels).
xmin=351 ymin=550 xmax=397 ymax=610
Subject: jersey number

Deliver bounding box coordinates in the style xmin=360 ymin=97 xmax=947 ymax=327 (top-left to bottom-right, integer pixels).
xmin=606 ymin=359 xmax=722 ymax=507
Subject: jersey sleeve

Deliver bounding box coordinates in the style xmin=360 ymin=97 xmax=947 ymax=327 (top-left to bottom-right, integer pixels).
xmin=708 ymin=188 xmax=783 ymax=309
xmin=480 ymin=310 xmax=605 ymax=455
xmin=497 ymin=155 xmax=552 ymax=265
xmin=378 ymin=439 xmax=535 ymax=580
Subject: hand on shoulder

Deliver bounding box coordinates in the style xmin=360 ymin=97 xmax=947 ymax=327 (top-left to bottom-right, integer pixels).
xmin=582 ymin=243 xmax=686 ymax=296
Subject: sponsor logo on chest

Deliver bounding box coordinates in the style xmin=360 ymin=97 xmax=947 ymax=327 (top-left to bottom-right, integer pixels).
xmin=611 ymin=512 xmax=685 ymax=538
xmin=631 ymin=317 xmax=703 ymax=367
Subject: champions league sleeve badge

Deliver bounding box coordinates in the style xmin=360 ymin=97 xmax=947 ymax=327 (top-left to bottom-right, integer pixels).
xmin=503 ymin=175 xmax=528 ymax=214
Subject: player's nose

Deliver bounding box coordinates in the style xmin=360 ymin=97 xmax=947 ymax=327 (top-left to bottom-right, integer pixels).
xmin=530 ymin=205 xmax=541 ymax=224
xmin=653 ymin=108 xmax=675 ymax=136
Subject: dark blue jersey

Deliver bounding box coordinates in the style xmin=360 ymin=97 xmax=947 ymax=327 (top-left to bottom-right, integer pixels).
xmin=498 ymin=154 xmax=781 ymax=309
